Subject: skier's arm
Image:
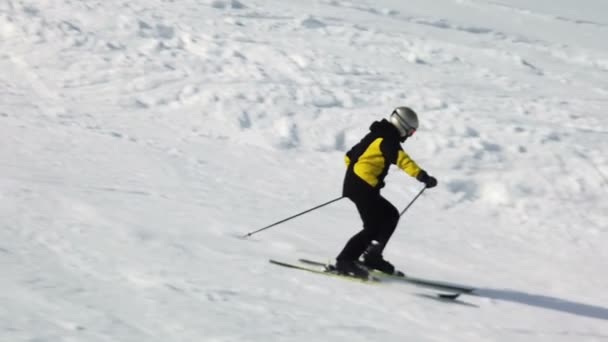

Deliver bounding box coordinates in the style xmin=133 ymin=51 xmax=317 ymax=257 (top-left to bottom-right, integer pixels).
xmin=396 ymin=149 xmax=422 ymax=178
xmin=398 ymin=148 xmax=438 ymax=188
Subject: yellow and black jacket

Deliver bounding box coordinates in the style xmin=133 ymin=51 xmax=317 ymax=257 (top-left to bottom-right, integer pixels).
xmin=343 ymin=119 xmax=422 ymax=196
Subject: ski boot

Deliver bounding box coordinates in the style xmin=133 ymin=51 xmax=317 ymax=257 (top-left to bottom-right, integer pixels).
xmin=361 ymin=242 xmax=397 ymax=275
xmin=333 ymin=259 xmax=369 ymax=279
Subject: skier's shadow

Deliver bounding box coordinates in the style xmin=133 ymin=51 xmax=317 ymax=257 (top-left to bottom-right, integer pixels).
xmin=472 ymin=288 xmax=608 ymax=321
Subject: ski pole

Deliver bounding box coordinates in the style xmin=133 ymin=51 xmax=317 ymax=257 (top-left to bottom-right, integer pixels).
xmin=399 ymin=186 xmax=426 ymax=217
xmin=243 ymin=196 xmax=345 ymax=238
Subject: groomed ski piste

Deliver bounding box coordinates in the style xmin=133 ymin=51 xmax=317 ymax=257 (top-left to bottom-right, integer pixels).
xmin=1 ymin=0 xmax=607 ymax=341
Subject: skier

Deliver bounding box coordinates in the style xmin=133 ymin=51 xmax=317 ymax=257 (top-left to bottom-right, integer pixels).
xmin=335 ymin=106 xmax=437 ymax=278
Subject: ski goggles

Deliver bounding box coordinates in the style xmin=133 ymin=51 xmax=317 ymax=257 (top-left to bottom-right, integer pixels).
xmin=392 ymin=111 xmax=417 ymax=137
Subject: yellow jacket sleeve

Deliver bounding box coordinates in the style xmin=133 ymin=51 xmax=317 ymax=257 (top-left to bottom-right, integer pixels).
xmin=397 ymin=149 xmax=422 ymax=177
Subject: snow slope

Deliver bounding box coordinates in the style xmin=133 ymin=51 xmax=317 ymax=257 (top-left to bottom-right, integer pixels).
xmin=1 ymin=0 xmax=607 ymax=341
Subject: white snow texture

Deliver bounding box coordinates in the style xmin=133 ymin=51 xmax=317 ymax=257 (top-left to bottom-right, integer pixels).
xmin=1 ymin=0 xmax=607 ymax=341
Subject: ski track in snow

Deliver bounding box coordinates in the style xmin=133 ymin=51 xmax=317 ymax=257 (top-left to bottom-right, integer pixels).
xmin=1 ymin=0 xmax=607 ymax=341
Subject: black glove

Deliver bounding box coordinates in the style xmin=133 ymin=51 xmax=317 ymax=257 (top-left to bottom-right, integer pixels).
xmin=416 ymin=170 xmax=437 ymax=188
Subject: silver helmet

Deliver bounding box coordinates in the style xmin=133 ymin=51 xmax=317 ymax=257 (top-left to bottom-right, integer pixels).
xmin=389 ymin=106 xmax=418 ymax=138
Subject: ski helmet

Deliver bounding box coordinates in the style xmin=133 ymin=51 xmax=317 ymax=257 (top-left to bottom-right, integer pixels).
xmin=389 ymin=106 xmax=418 ymax=138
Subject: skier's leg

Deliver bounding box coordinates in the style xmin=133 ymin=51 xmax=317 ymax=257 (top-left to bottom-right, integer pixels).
xmin=336 ymin=194 xmax=378 ymax=261
xmin=371 ymin=197 xmax=399 ymax=252
xmin=361 ymin=197 xmax=399 ymax=274
xmin=336 ymin=228 xmax=374 ymax=261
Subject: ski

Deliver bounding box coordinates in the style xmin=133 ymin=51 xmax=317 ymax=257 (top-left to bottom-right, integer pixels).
xmin=298 ymin=259 xmax=475 ymax=295
xmin=270 ymin=259 xmax=463 ymax=300
xmin=268 ymin=259 xmax=381 ymax=284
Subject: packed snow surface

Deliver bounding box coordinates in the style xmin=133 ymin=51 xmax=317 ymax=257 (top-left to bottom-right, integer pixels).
xmin=1 ymin=0 xmax=607 ymax=341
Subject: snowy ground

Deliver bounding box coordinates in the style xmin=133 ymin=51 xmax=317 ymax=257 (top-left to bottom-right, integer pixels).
xmin=1 ymin=0 xmax=607 ymax=341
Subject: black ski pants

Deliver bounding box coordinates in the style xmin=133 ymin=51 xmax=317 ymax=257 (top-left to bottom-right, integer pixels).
xmin=337 ymin=190 xmax=400 ymax=261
